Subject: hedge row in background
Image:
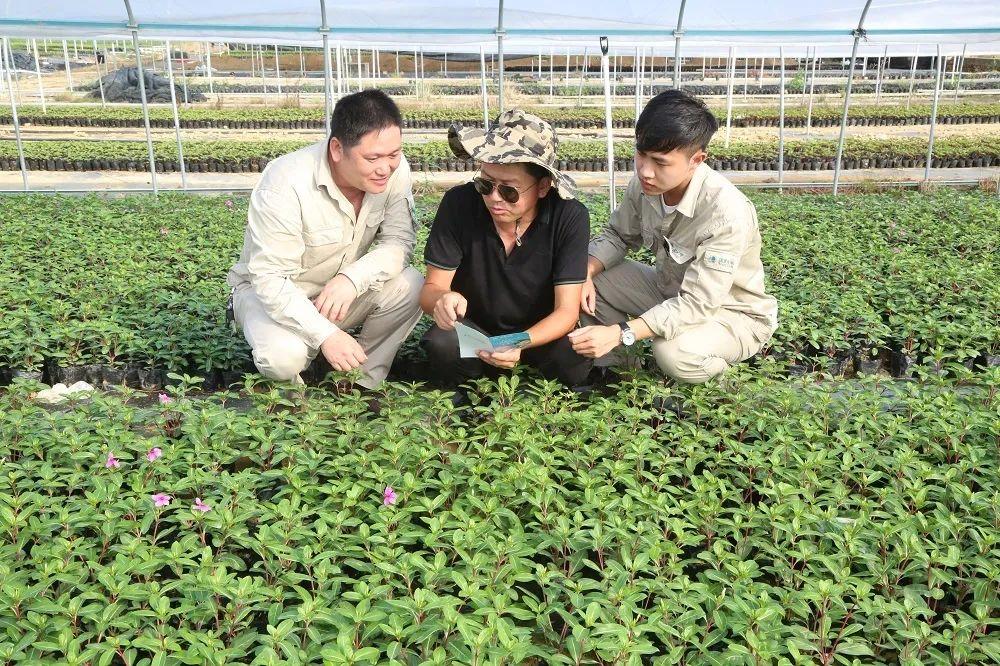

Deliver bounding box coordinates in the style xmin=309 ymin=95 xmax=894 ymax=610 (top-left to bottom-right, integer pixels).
xmin=171 ymin=78 xmax=999 ymax=98
xmin=0 ymin=190 xmax=997 ymax=385
xmin=5 ymin=102 xmax=1000 ymax=131
xmin=3 ymin=135 xmax=999 ymax=174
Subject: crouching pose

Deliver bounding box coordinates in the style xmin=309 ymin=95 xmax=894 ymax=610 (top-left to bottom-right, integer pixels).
xmin=570 ymin=90 xmax=778 ymax=383
xmin=227 ymin=90 xmax=422 ymax=387
xmin=419 ymin=110 xmax=593 ymax=387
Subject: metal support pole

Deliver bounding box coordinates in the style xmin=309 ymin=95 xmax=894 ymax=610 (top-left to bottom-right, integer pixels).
xmin=91 ymin=39 xmax=106 ymax=108
xmin=806 ymin=47 xmax=818 ymax=137
xmin=258 ymin=44 xmax=267 ymax=97
xmin=335 ymin=43 xmax=342 ymax=97
xmin=875 ymin=44 xmax=886 ymax=104
xmin=480 ymin=44 xmax=489 ymax=128
xmin=778 ymin=46 xmax=786 ymax=191
xmin=906 ymin=44 xmax=918 ymax=110
xmin=954 ymin=43 xmax=966 ymax=101
xmin=412 ymin=48 xmax=418 ymax=95
xmin=565 ymin=47 xmax=570 ymax=83
xmin=723 ymin=46 xmax=735 ymax=148
xmin=549 ymin=47 xmax=554 ymax=97
xmin=179 ymin=47 xmax=189 ymax=104
xmin=274 ymin=44 xmax=282 ymax=95
xmin=206 ymin=43 xmax=214 ymax=95
xmin=164 ymin=39 xmax=188 ymax=190
xmin=496 ymin=0 xmax=506 ymax=112
xmin=578 ymin=47 xmax=588 ymax=99
xmin=124 ymin=0 xmax=158 ymax=195
xmin=1 ymin=38 xmax=28 ymax=191
xmin=32 ymin=39 xmax=46 ymax=113
xmin=833 ymin=0 xmax=875 ymax=196
xmin=299 ymin=46 xmax=305 ymax=78
xmin=395 ymin=50 xmax=399 ymax=77
xmin=925 ymin=44 xmax=944 ymax=182
xmin=634 ymin=46 xmax=642 ymax=121
xmin=743 ymin=56 xmax=749 ymax=96
xmin=673 ymin=0 xmax=687 ymax=88
xmin=62 ymin=40 xmax=73 ymax=91
xmin=758 ymin=56 xmax=764 ymax=85
xmin=320 ymin=0 xmax=333 ymax=135
xmin=600 ymin=36 xmax=616 ymax=211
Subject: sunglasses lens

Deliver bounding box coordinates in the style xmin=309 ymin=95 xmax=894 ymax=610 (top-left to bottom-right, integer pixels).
xmin=498 ymin=184 xmax=519 ymax=204
xmin=473 ymin=177 xmax=494 ymax=196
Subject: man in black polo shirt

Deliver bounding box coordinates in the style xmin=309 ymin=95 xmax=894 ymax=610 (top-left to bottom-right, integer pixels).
xmin=419 ymin=109 xmax=592 ymax=387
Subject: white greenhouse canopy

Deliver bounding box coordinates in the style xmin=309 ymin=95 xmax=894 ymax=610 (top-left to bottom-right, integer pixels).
xmin=1 ymin=1 xmax=999 ymax=55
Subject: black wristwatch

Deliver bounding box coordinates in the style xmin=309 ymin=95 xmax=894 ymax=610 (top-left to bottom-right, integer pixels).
xmin=619 ymin=322 xmax=636 ymax=347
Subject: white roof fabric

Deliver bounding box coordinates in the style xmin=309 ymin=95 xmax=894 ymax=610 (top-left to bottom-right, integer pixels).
xmin=0 ymin=1 xmax=997 ymax=55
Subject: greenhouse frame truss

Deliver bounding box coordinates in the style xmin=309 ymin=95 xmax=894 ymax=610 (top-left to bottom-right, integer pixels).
xmin=1 ymin=0 xmax=999 ymax=201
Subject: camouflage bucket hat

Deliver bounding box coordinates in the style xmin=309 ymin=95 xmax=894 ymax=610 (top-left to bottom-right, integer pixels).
xmin=448 ymin=109 xmax=577 ymax=199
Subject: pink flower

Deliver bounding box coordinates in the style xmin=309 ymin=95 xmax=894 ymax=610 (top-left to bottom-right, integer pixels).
xmin=151 ymin=493 xmax=171 ymax=507
xmin=383 ymin=486 xmax=397 ymax=506
xmin=159 ymin=227 xmax=169 ymax=236
xmin=225 ymin=199 xmax=234 ymax=209
xmin=158 ymin=393 xmax=173 ymax=405
xmin=192 ymin=498 xmax=211 ymax=513
xmin=105 ymin=452 xmax=120 ymax=469
xmin=146 ymin=447 xmax=163 ymax=462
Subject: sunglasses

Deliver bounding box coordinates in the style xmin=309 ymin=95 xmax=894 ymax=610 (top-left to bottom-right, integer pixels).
xmin=472 ymin=175 xmax=539 ymax=204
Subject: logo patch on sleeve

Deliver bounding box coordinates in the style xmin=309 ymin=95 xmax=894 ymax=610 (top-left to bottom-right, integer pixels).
xmin=705 ymin=250 xmax=737 ymax=273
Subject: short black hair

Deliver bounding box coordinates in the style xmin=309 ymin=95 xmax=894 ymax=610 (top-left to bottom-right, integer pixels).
xmin=329 ymin=89 xmax=403 ymax=149
xmin=635 ymin=89 xmax=718 ymax=155
xmin=524 ymin=162 xmax=552 ymax=182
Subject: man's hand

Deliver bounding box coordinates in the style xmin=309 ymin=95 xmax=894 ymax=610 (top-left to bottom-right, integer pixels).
xmin=568 ymin=324 xmax=621 ymax=359
xmin=432 ymin=291 xmax=468 ymax=331
xmin=478 ymin=347 xmax=521 ymax=369
xmin=580 ymin=277 xmax=597 ymax=316
xmin=314 ymin=274 xmax=358 ymax=322
xmin=320 ymin=329 xmax=368 ymax=372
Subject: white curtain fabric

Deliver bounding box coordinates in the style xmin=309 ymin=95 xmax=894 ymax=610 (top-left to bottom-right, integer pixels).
xmin=0 ymin=0 xmax=997 ymax=54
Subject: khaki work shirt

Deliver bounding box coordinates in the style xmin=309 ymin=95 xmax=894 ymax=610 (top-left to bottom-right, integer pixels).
xmin=589 ymin=164 xmax=778 ymax=342
xmin=227 ymin=141 xmax=417 ymax=349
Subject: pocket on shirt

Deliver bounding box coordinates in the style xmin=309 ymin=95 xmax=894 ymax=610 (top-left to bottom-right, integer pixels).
xmin=303 ymin=227 xmax=343 ymax=246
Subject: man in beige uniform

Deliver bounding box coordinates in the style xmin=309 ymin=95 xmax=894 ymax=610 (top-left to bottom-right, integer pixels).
xmin=571 ymin=90 xmax=777 ymax=383
xmin=227 ymin=90 xmax=422 ymax=388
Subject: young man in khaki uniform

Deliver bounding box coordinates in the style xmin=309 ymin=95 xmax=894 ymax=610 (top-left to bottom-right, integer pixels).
xmin=570 ymin=90 xmax=777 ymax=383
xmin=227 ymin=90 xmax=422 ymax=388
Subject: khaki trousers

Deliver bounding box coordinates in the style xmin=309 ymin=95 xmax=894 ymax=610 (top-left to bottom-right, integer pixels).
xmin=233 ymin=267 xmax=423 ymax=388
xmin=584 ymin=260 xmax=764 ymax=384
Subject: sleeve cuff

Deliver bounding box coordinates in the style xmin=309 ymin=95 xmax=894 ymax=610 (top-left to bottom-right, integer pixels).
xmin=337 ymin=265 xmax=370 ymax=295
xmin=284 ymin=299 xmax=339 ymax=349
xmin=588 ymin=241 xmax=625 ymax=271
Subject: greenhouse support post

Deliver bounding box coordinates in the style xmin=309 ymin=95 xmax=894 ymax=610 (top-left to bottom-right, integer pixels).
xmin=673 ymin=0 xmax=687 ymax=88
xmin=164 ymin=39 xmax=188 ymax=190
xmin=497 ymin=0 xmax=506 ymax=112
xmin=1 ymin=38 xmax=28 ymax=191
xmin=62 ymin=39 xmax=73 ymax=91
xmin=600 ymin=36 xmax=616 ymax=211
xmin=743 ymin=57 xmax=749 ymax=96
xmin=833 ymin=0 xmax=874 ymax=196
xmin=274 ymin=45 xmax=282 ymax=95
xmin=178 ymin=47 xmax=189 ymax=104
xmin=806 ymin=47 xmax=818 ymax=137
xmin=299 ymin=46 xmax=304 ymax=77
xmin=723 ymin=46 xmax=735 ymax=149
xmin=778 ymin=46 xmax=785 ymax=192
xmin=634 ymin=46 xmax=642 ymax=121
xmin=206 ymin=43 xmax=214 ymax=95
xmin=875 ymin=44 xmax=886 ymax=104
xmin=480 ymin=45 xmax=489 ymax=128
xmin=953 ymin=43 xmax=966 ymax=101
xmin=334 ymin=43 xmax=342 ymax=97
xmin=577 ymin=47 xmax=588 ymax=99
xmin=906 ymin=44 xmax=918 ymax=110
xmin=925 ymin=44 xmax=944 ymax=182
xmin=124 ymin=0 xmax=158 ymax=195
xmin=319 ymin=0 xmax=332 ymax=136
xmin=93 ymin=39 xmax=106 ymax=107
xmin=565 ymin=47 xmax=570 ymax=82
xmin=31 ymin=39 xmax=45 ymax=113
xmin=3 ymin=39 xmax=21 ymax=102
xmin=549 ymin=47 xmax=554 ymax=97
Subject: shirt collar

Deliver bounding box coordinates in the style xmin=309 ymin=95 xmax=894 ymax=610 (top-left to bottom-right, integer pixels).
xmin=313 ymin=140 xmax=364 ymax=217
xmin=673 ymin=162 xmax=710 ymax=218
